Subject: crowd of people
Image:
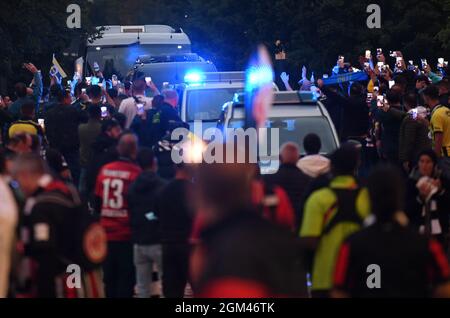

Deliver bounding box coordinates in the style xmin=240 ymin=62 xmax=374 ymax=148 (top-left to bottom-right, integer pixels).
xmin=0 ymin=47 xmax=449 ymax=298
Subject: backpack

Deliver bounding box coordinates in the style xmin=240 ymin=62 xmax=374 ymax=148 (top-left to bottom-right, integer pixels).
xmin=322 ymin=188 xmax=364 ymax=235
xmin=36 ymin=184 xmax=107 ymax=271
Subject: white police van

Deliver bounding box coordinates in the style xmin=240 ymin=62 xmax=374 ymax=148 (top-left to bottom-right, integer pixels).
xmin=219 ymin=91 xmax=340 ymax=174
xmin=85 ymin=25 xmax=193 ymax=79
xmin=179 ymin=71 xmax=281 ymax=134
xmin=132 ymin=54 xmax=217 ymax=90
xmin=180 ymin=71 xmax=246 ymax=133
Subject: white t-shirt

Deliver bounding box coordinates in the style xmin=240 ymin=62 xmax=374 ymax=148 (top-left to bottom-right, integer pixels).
xmin=119 ymin=95 xmax=153 ymax=129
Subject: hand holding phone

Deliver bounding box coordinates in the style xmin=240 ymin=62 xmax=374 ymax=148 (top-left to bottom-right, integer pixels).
xmin=38 ymin=119 xmax=45 ymax=129
xmin=377 ymin=95 xmax=385 ymax=108
xmin=101 ymin=107 xmax=108 ymax=118
xmin=421 ymin=59 xmax=428 ymax=69
xmin=137 ymin=103 xmax=145 ymax=116
xmin=389 ymin=80 xmax=395 ymax=89
xmin=112 ymin=75 xmax=119 ymax=86
xmin=377 ymin=95 xmax=383 ymax=107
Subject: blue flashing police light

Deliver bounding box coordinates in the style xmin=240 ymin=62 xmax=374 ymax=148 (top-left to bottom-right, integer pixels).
xmin=245 ymin=66 xmax=274 ymax=92
xmin=184 ymin=71 xmax=205 ymax=84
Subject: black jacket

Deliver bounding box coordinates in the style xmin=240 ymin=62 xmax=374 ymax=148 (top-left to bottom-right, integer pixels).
xmin=22 ymin=178 xmax=81 ymax=297
xmin=128 ymin=172 xmax=167 ymax=245
xmin=86 ymin=133 xmax=118 ymax=198
xmin=399 ymin=116 xmax=432 ymax=165
xmin=131 ymin=102 xmax=186 ymax=148
xmin=321 ymin=86 xmax=369 ymax=140
xmin=376 ymin=105 xmax=406 ymax=162
xmin=264 ymin=164 xmax=311 ymax=227
xmin=336 ymin=222 xmax=449 ymax=298
xmin=198 ymin=210 xmax=307 ymax=297
xmin=440 ymin=93 xmax=449 ymax=107
xmin=44 ymin=104 xmax=83 ymax=154
xmin=0 ymin=108 xmax=13 ymax=134
xmin=405 ymin=170 xmax=450 ymax=246
xmin=157 ymin=179 xmax=194 ymax=244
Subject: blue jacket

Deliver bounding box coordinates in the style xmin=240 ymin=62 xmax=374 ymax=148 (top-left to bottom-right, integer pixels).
xmin=9 ymin=71 xmax=43 ymax=119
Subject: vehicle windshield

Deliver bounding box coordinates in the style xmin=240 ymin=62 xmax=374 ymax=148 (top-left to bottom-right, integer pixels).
xmin=228 ymin=116 xmax=338 ymax=155
xmin=86 ymin=44 xmax=191 ymax=79
xmin=187 ymin=88 xmax=242 ymax=122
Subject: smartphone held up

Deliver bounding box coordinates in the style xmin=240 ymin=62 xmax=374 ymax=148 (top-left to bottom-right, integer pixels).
xmin=137 ymin=103 xmax=145 ymax=116
xmin=101 ymin=107 xmax=108 ymax=118
xmin=377 ymin=95 xmax=386 ymax=108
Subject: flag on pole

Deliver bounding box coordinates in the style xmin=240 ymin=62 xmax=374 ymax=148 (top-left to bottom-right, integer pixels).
xmin=244 ymin=45 xmax=274 ymax=130
xmin=50 ymin=54 xmax=67 ymax=80
xmin=322 ymin=71 xmax=369 ymax=86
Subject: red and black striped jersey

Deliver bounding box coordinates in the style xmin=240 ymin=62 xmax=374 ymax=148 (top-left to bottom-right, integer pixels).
xmin=95 ymin=160 xmax=142 ymax=242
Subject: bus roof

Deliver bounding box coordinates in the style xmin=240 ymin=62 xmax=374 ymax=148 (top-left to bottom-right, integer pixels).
xmin=87 ymin=25 xmax=191 ymax=47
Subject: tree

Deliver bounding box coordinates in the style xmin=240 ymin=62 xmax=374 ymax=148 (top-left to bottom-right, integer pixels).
xmin=0 ymin=0 xmax=98 ymax=94
xmin=2 ymin=0 xmax=449 ymax=94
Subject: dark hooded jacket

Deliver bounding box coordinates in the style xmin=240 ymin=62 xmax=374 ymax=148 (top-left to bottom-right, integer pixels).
xmin=86 ymin=133 xmax=118 ymax=198
xmin=128 ymin=171 xmax=167 ymax=245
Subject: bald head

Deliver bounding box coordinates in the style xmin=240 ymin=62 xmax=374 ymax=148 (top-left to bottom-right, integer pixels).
xmin=12 ymin=153 xmax=46 ymax=176
xmin=12 ymin=153 xmax=48 ymax=196
xmin=280 ymin=143 xmax=300 ymax=164
xmin=117 ymin=133 xmax=139 ymax=160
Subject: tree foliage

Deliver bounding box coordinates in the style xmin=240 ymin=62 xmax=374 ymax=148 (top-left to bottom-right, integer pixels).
xmin=1 ymin=0 xmax=449 ymax=92
xmin=0 ymin=0 xmax=97 ymax=91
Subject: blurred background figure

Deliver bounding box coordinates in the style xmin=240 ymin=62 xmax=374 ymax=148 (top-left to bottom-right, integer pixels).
xmin=300 ymin=144 xmax=370 ymax=298
xmin=406 ymin=150 xmax=450 ymax=249
xmin=264 ymin=142 xmax=311 ymax=229
xmin=0 ymin=149 xmax=18 ymax=298
xmin=157 ymin=163 xmax=195 ymax=298
xmin=333 ymin=165 xmax=450 ymax=298
xmin=297 ymin=134 xmax=331 ymax=178
xmin=128 ymin=148 xmax=167 ymax=298
xmin=190 ymin=143 xmax=307 ymax=298
xmin=94 ymin=133 xmax=141 ymax=298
